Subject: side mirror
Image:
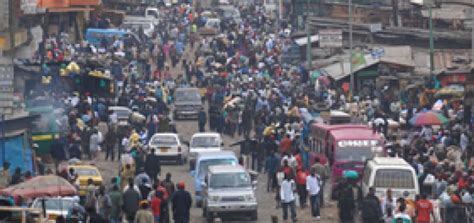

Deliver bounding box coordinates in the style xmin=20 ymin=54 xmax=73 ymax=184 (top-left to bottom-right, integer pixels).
xmin=184 ymin=141 xmax=190 ymax=147
xmin=220 ymin=142 xmax=224 ymax=147
xmin=201 ymin=181 xmax=207 ymax=188
xmin=190 ymin=170 xmax=195 ymax=177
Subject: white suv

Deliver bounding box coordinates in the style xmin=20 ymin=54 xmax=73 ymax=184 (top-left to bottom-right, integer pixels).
xmin=202 ymin=165 xmax=258 ymax=222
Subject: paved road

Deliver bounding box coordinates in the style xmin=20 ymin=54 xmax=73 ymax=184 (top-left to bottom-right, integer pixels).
xmin=92 ymin=34 xmax=340 ymax=223
xmin=94 ymin=118 xmax=340 ymax=223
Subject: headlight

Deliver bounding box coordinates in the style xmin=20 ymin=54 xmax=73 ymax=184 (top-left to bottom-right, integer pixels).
xmin=244 ymin=194 xmax=256 ymax=202
xmin=209 ymin=195 xmax=221 ymax=203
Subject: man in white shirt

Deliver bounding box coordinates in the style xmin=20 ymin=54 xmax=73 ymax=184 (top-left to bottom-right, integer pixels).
xmin=280 ymin=174 xmax=297 ymax=221
xmin=306 ymin=169 xmax=321 ymax=220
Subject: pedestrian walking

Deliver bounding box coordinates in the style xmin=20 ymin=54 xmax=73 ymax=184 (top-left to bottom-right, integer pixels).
xmin=415 ymin=194 xmax=434 ymax=223
xmin=311 ymin=157 xmax=329 ymax=206
xmin=151 ymin=190 xmax=162 ymax=223
xmin=361 ymin=187 xmax=383 ymax=223
xmin=145 ymin=149 xmax=161 ymax=183
xmin=265 ymin=151 xmax=279 ymax=192
xmin=123 ymin=178 xmax=141 ymax=223
xmin=108 ymin=185 xmax=123 ymax=223
xmin=295 ymin=167 xmax=308 ymax=208
xmin=135 ymin=201 xmax=154 ymax=223
xmin=198 ymin=107 xmax=207 ymax=132
xmin=171 ymin=181 xmax=192 ymax=223
xmin=306 ymin=168 xmax=321 ymax=220
xmin=280 ymin=174 xmax=297 ymax=222
xmin=97 ymin=185 xmax=111 ymax=220
xmin=105 ymin=127 xmax=117 ymax=161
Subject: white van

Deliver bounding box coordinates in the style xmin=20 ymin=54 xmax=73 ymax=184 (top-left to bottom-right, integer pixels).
xmin=361 ymin=157 xmax=419 ymax=200
xmin=189 ymin=132 xmax=223 ymax=170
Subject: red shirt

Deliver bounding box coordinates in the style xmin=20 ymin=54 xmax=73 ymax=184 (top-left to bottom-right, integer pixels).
xmin=279 ymin=138 xmax=292 ymax=153
xmin=281 ymin=166 xmax=293 ymax=177
xmin=415 ymin=199 xmax=433 ymax=223
xmin=150 ymin=196 xmax=161 ymax=216
xmin=295 ymin=170 xmax=308 ymax=185
xmin=157 ymin=186 xmax=168 ymax=201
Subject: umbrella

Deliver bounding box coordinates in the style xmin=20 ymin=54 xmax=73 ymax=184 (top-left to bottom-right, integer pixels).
xmin=409 ymin=111 xmax=449 ymax=126
xmin=343 ymin=170 xmax=359 ymax=179
xmin=0 ymin=175 xmax=78 ymax=199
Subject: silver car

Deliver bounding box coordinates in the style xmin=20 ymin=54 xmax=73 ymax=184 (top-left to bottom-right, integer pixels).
xmin=202 ymin=165 xmax=258 ymax=222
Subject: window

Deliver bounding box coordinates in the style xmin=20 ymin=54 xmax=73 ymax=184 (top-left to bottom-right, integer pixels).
xmin=191 ymin=137 xmax=220 ymax=147
xmin=374 ymin=169 xmax=415 ymax=189
xmin=210 ymin=173 xmax=250 ymax=188
xmin=198 ymin=159 xmax=236 ymax=179
xmin=150 ymin=136 xmax=177 ymax=147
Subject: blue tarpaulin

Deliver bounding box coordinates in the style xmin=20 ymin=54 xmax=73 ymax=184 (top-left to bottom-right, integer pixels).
xmin=0 ymin=134 xmax=33 ymax=175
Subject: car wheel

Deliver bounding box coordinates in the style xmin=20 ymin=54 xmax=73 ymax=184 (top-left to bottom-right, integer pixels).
xmin=205 ymin=209 xmax=214 ymax=222
xmin=189 ymin=159 xmax=195 ymax=171
xmin=196 ymin=200 xmax=202 ymax=208
xmin=250 ymin=210 xmax=258 ymax=221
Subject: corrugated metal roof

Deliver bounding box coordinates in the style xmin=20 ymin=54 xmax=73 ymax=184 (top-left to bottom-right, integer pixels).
xmin=379 ymin=46 xmax=415 ymax=67
xmin=421 ymin=6 xmax=471 ymax=20
xmin=320 ymin=54 xmax=379 ymax=81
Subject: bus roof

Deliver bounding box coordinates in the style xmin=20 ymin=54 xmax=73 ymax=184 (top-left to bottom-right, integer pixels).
xmin=311 ymin=123 xmax=371 ymax=133
xmin=330 ymin=127 xmax=381 ymax=141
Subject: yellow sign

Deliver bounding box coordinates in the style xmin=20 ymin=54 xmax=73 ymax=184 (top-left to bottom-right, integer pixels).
xmin=32 ymin=135 xmax=53 ymax=141
xmin=0 ymin=37 xmax=5 ymax=49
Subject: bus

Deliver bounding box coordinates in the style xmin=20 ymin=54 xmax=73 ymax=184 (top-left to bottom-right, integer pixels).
xmin=310 ymin=123 xmax=384 ymax=197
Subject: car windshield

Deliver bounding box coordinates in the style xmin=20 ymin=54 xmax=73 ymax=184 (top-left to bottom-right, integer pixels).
xmin=198 ymin=159 xmax=236 ymax=179
xmin=335 ymin=147 xmax=373 ymax=162
xmin=122 ymin=23 xmax=152 ymax=29
xmin=33 ymin=199 xmax=76 ymax=211
xmin=210 ymin=172 xmax=251 ymax=188
xmin=174 ymin=90 xmax=201 ymax=102
xmin=110 ymin=109 xmax=130 ymax=119
xmin=191 ymin=136 xmax=220 ymax=147
xmin=150 ymin=135 xmax=178 ymax=147
xmin=74 ymin=168 xmax=99 ymax=176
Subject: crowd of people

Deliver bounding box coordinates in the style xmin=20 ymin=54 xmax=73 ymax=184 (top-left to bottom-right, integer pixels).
xmin=1 ymin=0 xmax=473 ymax=223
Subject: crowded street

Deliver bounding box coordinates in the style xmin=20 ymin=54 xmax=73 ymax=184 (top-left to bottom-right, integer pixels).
xmin=0 ymin=0 xmax=473 ymax=223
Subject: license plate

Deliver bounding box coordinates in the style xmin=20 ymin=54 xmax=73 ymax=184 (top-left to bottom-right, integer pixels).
xmin=160 ymin=147 xmax=169 ymax=152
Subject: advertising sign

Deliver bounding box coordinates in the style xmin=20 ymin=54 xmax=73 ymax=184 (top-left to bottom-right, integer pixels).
xmin=319 ymin=29 xmax=343 ymax=48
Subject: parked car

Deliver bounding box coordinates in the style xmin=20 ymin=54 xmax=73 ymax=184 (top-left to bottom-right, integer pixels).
xmin=173 ymin=88 xmax=202 ymax=120
xmin=69 ymin=165 xmax=103 ymax=196
xmin=148 ymin=133 xmax=188 ymax=164
xmin=362 ymin=157 xmax=419 ymax=200
xmin=202 ymin=165 xmax=258 ymax=221
xmin=191 ymin=151 xmax=238 ymax=207
xmin=108 ymin=106 xmax=131 ymax=122
xmin=31 ymin=197 xmax=80 ymax=221
xmin=189 ymin=132 xmax=224 ymax=170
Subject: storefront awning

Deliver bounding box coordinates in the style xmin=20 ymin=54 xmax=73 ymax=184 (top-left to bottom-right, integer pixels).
xmin=48 ymin=7 xmax=94 ymax=13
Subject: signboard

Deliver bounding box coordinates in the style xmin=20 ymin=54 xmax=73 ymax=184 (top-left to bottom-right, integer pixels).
xmin=0 ymin=0 xmax=9 ymax=31
xmin=0 ymin=63 xmax=13 ymax=115
xmin=319 ymin=29 xmax=343 ymax=48
xmin=337 ymin=140 xmax=379 ymax=148
xmin=21 ymin=0 xmax=46 ymax=14
xmin=369 ymin=23 xmax=382 ymax=33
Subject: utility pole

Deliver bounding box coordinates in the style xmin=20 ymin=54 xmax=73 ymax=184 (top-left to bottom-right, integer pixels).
xmin=471 ymin=5 xmax=474 ymax=65
xmin=429 ymin=4 xmax=434 ymax=75
xmin=349 ymin=0 xmax=354 ymax=98
xmin=306 ymin=0 xmax=312 ymax=71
